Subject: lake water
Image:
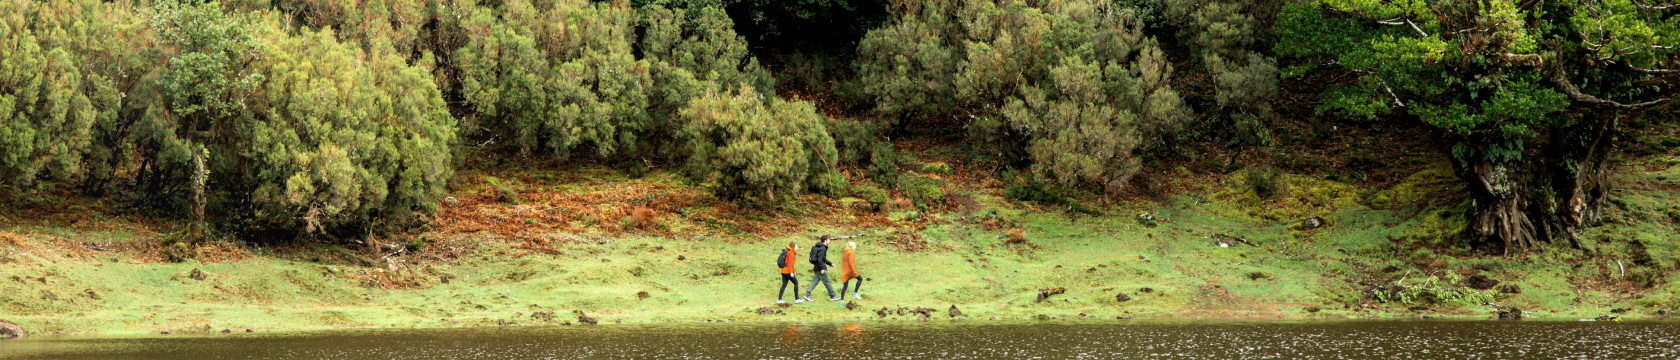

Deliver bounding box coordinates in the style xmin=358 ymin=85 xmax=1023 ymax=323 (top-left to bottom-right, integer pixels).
xmin=2 ymin=320 xmax=1677 ymax=359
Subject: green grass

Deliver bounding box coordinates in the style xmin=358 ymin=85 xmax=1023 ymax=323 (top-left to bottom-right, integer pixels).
xmin=2 ymin=161 xmax=1677 ymax=336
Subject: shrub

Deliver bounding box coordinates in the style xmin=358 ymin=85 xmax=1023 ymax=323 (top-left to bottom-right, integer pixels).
xmin=854 ymin=185 xmax=890 ymax=211
xmin=896 ymin=172 xmax=946 ymax=209
xmin=245 ymin=26 xmax=457 ymax=234
xmin=868 ymin=142 xmax=899 ymax=187
xmin=1004 ymin=173 xmax=1102 ymax=215
xmin=497 ymin=186 xmax=520 ymax=205
xmin=0 ymin=1 xmax=100 ymax=188
xmin=859 ymin=0 xmax=1190 ymax=195
xmin=453 ymin=0 xmax=649 ymax=158
xmin=679 ymin=86 xmax=838 ymax=203
xmin=1246 ymin=167 xmax=1281 ymax=198
xmin=812 ymin=172 xmax=851 ymax=198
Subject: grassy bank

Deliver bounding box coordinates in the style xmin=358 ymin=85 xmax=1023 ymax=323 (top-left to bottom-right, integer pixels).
xmin=2 ymin=159 xmax=1677 ymax=336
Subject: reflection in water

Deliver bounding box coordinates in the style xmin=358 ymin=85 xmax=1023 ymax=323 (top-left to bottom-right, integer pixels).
xmin=777 ymin=323 xmax=805 ymax=348
xmin=837 ymin=323 xmax=867 ymax=355
xmin=1 ymin=320 xmax=1677 ymax=359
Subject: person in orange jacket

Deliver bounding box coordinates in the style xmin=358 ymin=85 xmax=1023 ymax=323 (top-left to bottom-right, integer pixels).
xmin=838 ymin=241 xmax=864 ymax=304
xmin=777 ymin=241 xmax=804 ymax=304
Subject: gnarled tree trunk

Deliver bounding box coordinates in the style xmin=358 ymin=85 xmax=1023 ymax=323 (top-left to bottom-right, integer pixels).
xmin=1459 ymin=113 xmax=1615 ymax=255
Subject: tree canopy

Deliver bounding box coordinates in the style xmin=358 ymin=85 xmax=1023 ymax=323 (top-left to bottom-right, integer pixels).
xmin=2 ymin=0 xmax=1676 ymax=253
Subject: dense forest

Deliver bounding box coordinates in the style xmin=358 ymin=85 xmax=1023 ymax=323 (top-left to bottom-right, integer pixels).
xmin=3 ymin=0 xmax=1678 ymax=256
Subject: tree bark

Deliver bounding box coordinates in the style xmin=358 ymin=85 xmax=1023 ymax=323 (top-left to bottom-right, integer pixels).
xmin=190 ymin=143 xmax=206 ymax=246
xmin=1459 ymin=113 xmax=1613 ymax=255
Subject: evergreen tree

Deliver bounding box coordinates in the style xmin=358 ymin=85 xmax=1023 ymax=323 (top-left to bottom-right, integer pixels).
xmin=149 ymin=0 xmax=268 ymax=244
xmin=680 ymin=85 xmax=837 ymax=202
xmin=858 ymin=0 xmax=1190 ymax=195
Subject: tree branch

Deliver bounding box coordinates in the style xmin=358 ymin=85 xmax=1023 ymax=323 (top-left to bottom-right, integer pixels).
xmin=1548 ymin=67 xmax=1673 ymax=110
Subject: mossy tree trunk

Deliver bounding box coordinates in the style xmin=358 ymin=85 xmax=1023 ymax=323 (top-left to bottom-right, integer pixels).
xmin=190 ymin=141 xmax=206 ymax=245
xmin=1459 ymin=113 xmax=1617 ymax=255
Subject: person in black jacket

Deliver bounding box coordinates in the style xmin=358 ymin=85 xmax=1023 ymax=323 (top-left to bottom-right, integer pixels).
xmin=803 ymin=235 xmax=838 ymax=301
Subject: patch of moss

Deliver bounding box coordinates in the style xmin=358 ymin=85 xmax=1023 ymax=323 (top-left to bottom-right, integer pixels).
xmin=919 ymin=162 xmax=954 ymax=175
xmin=897 ymin=173 xmax=947 ymax=209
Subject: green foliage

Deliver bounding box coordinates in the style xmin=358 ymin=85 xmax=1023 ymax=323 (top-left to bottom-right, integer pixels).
xmin=812 ymin=172 xmax=850 ymax=198
xmin=896 ymin=173 xmax=946 ymax=209
xmin=853 ymin=184 xmax=889 ymax=211
xmin=859 ymin=0 xmax=1190 ymax=195
xmin=919 ymin=162 xmax=952 ymax=175
xmin=1172 ymin=0 xmax=1280 ymax=146
xmin=1003 ymin=171 xmax=1102 ymax=215
xmin=826 ymin=117 xmax=897 ymax=184
xmin=0 ymin=1 xmax=100 ymax=187
xmin=151 ymin=0 xmax=267 ymax=124
xmin=1245 ymin=167 xmax=1281 ymax=198
xmin=247 ymin=25 xmax=457 ymax=233
xmin=1274 ymin=1 xmax=1576 ymax=158
xmin=679 ymin=86 xmax=837 ymax=202
xmin=453 ymin=0 xmax=650 ymax=158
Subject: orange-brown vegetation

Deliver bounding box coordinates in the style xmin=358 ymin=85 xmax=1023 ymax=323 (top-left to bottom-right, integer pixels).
xmin=628 ymin=207 xmax=659 ymax=230
xmin=1005 ymin=228 xmax=1026 ymax=244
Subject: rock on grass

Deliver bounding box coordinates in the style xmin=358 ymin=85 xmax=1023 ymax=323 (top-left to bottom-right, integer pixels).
xmin=0 ymin=321 xmax=24 ymax=338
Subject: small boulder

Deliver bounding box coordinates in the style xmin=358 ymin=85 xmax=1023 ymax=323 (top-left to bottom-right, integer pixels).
xmin=756 ymin=307 xmax=776 ymax=316
xmin=1466 ymin=275 xmax=1500 ymax=290
xmin=1498 ymin=308 xmax=1523 ymax=320
xmin=1115 ymin=293 xmax=1132 ymax=302
xmin=1300 ymin=216 xmax=1325 ymax=230
xmin=577 ymin=314 xmax=599 ymax=325
xmin=0 ymin=322 xmax=24 ymax=338
xmin=845 ymin=301 xmax=860 ymax=311
xmin=1304 ymin=306 xmax=1321 ymax=313
xmin=948 ymin=305 xmax=963 ymax=318
xmin=876 ymin=307 xmax=890 ymax=318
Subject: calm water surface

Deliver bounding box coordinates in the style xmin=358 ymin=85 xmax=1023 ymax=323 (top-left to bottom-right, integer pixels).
xmin=2 ymin=320 xmax=1677 ymax=359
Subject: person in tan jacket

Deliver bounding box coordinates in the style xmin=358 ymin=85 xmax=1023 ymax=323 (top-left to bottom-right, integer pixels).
xmin=838 ymin=241 xmax=864 ymax=303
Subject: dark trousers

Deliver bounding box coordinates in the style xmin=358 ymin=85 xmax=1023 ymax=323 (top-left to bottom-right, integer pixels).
xmin=805 ymin=271 xmax=835 ymax=298
xmin=778 ymin=274 xmax=800 ymax=300
xmin=840 ymin=276 xmax=863 ymax=297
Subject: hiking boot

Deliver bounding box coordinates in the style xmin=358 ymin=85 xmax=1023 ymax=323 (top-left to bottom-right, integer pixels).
xmin=852 ymin=293 xmax=863 ymax=300
xmin=839 ymin=301 xmax=846 ymax=306
xmin=829 ymin=296 xmax=842 ymax=301
xmin=776 ymin=299 xmax=785 ymax=304
xmin=794 ymin=298 xmax=805 ymax=304
xmin=802 ymin=296 xmax=813 ymax=302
